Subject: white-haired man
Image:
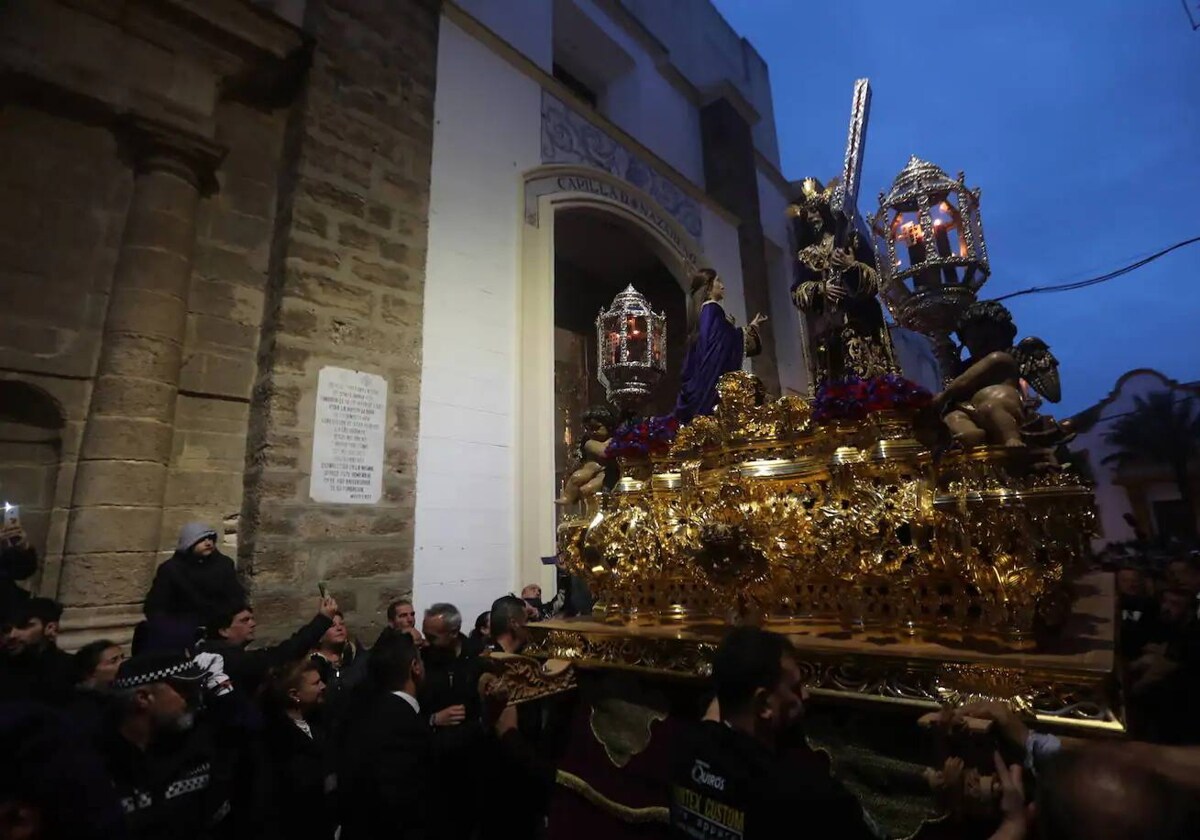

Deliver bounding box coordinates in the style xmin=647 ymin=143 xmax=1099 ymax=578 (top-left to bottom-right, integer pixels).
xmin=418 ymin=602 xmax=489 ymax=839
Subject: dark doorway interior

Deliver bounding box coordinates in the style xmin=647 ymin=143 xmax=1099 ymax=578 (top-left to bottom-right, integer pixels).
xmin=552 ymin=208 xmax=686 ymax=484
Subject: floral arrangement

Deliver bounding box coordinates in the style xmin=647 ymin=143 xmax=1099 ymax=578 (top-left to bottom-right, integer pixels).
xmin=605 ymin=415 xmax=680 ymax=459
xmin=813 ymin=374 xmax=932 ymax=424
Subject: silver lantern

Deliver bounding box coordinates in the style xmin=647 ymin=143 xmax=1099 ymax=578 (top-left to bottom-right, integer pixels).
xmin=870 ymin=156 xmax=990 ymax=383
xmin=595 ymin=285 xmax=666 ymax=411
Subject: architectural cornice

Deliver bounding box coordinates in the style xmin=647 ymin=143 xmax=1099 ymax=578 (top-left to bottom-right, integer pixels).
xmin=0 ymin=0 xmax=306 ymax=136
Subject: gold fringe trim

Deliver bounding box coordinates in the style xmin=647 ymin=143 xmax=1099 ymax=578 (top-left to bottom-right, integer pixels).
xmin=554 ymin=770 xmax=670 ymax=824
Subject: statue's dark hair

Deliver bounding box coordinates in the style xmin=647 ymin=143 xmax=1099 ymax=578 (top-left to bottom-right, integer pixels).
xmin=581 ymin=405 xmax=615 ymax=429
xmin=956 ymin=300 xmax=1017 ymax=346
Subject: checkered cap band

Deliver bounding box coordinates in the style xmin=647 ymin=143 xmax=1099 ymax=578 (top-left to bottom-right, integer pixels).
xmin=112 ymin=657 xmax=204 ymax=690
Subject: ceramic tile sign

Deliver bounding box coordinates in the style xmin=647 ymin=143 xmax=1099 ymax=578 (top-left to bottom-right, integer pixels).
xmin=310 ymin=366 xmax=387 ymax=504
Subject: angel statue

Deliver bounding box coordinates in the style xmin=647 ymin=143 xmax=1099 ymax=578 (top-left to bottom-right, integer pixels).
xmin=556 ymin=405 xmax=617 ymax=505
xmin=788 ymin=177 xmax=898 ymax=387
xmin=931 ymin=300 xmax=1071 ymax=448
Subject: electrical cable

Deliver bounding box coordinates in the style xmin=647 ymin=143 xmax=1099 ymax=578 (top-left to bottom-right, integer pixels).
xmin=993 ymin=235 xmax=1200 ymax=302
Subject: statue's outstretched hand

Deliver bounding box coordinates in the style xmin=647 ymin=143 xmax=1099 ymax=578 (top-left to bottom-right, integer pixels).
xmin=750 ymin=313 xmax=768 ymax=328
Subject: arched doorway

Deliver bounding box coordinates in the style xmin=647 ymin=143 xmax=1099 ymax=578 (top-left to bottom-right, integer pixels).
xmin=0 ymin=380 xmax=65 ymax=594
xmin=552 ymin=207 xmax=687 ymax=467
xmin=519 ymin=166 xmax=710 ymax=592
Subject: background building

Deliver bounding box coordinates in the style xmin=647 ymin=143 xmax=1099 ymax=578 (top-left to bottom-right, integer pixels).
xmin=1069 ymin=369 xmax=1200 ymax=551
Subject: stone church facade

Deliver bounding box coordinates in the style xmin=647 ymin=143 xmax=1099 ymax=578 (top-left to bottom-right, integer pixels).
xmin=1 ymin=0 xmax=440 ymax=644
xmin=1 ymin=0 xmax=833 ymax=642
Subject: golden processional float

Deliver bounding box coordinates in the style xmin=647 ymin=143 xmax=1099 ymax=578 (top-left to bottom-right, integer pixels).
xmin=533 ymin=80 xmax=1117 ymax=742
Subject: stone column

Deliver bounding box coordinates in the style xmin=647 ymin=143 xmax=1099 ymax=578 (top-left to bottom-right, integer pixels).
xmin=59 ymin=119 xmax=224 ymax=611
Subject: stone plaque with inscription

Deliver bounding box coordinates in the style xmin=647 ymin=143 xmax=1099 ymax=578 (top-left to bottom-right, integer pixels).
xmin=310 ymin=366 xmax=388 ymax=504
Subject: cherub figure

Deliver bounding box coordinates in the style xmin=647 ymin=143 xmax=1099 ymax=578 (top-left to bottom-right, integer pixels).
xmin=556 ymin=405 xmax=616 ymax=505
xmin=932 ymin=300 xmax=1067 ymax=448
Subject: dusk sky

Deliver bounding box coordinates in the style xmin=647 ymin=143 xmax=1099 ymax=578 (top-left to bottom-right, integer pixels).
xmin=713 ymin=0 xmax=1200 ymax=415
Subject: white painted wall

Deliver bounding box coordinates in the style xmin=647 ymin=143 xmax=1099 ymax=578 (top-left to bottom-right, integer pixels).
xmin=698 ymin=203 xmax=746 ymax=328
xmin=891 ymin=328 xmax=942 ymax=394
xmin=414 ymin=18 xmax=543 ymax=625
xmin=756 ymin=169 xmax=809 ymax=396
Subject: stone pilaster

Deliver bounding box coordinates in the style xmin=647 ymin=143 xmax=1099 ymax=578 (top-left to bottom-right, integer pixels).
xmin=60 ymin=119 xmax=224 ymax=611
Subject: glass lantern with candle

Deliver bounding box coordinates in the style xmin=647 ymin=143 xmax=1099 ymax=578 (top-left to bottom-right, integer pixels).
xmin=595 ymin=285 xmax=667 ymax=412
xmin=869 ymin=156 xmax=991 ymax=383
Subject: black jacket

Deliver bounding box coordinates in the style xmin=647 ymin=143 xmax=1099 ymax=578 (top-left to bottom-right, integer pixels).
xmin=144 ymin=550 xmax=246 ymax=629
xmin=98 ymin=693 xmax=267 ymax=840
xmin=0 ymin=643 xmax=75 ymax=705
xmin=419 ymin=638 xmax=487 ymax=840
xmin=312 ymin=643 xmax=369 ymax=733
xmin=201 ymin=613 xmax=333 ymax=698
xmin=419 ymin=636 xmax=482 ymax=718
xmin=479 ymin=642 xmax=559 ymax=840
xmin=668 ymin=721 xmax=874 ymax=840
xmin=0 ymin=541 xmax=36 ymax=621
xmin=337 ymin=691 xmax=433 ymax=840
xmin=263 ymin=713 xmax=338 ymax=840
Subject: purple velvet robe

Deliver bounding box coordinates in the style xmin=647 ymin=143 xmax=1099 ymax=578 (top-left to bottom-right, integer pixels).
xmin=673 ymin=301 xmax=746 ymax=423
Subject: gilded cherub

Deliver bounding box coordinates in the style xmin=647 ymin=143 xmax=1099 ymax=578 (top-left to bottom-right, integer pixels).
xmin=932 ymin=300 xmax=1068 ymax=448
xmin=556 ymin=405 xmax=617 ymax=505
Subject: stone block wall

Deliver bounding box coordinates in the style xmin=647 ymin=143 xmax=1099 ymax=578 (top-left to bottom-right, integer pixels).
xmin=0 ymin=0 xmax=308 ymax=645
xmin=162 ymin=101 xmax=290 ymax=561
xmin=0 ymin=104 xmax=131 ymax=609
xmin=0 ymin=0 xmax=439 ymax=645
xmin=241 ymin=0 xmax=440 ymax=641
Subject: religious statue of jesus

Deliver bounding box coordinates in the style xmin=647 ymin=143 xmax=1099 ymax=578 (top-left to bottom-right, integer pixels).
xmin=788 ymin=178 xmax=898 ymax=387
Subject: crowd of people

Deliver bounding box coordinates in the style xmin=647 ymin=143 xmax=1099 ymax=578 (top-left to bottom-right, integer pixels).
xmin=1107 ymin=546 xmax=1200 ymax=744
xmin=2 ymin=519 xmax=1199 ymax=839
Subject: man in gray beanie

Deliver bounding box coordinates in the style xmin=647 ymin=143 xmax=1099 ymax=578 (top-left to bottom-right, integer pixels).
xmin=143 ymin=522 xmax=246 ymax=634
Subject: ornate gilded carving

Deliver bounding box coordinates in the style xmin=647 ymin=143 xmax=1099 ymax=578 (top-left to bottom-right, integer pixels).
xmin=558 ymin=370 xmax=1095 ymax=645
xmin=482 ymin=652 xmax=578 ymax=705
xmin=525 ymin=624 xmax=1121 ymax=732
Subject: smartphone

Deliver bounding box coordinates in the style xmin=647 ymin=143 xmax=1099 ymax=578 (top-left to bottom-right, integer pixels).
xmin=3 ymin=504 xmax=18 ymax=527
xmin=318 ymin=580 xmax=328 ymax=598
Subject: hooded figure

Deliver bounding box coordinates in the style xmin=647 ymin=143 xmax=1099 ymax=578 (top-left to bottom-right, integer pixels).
xmin=143 ymin=522 xmax=245 ymax=632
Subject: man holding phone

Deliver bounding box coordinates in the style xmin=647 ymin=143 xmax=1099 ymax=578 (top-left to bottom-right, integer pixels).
xmin=0 ymin=503 xmax=38 ymax=626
